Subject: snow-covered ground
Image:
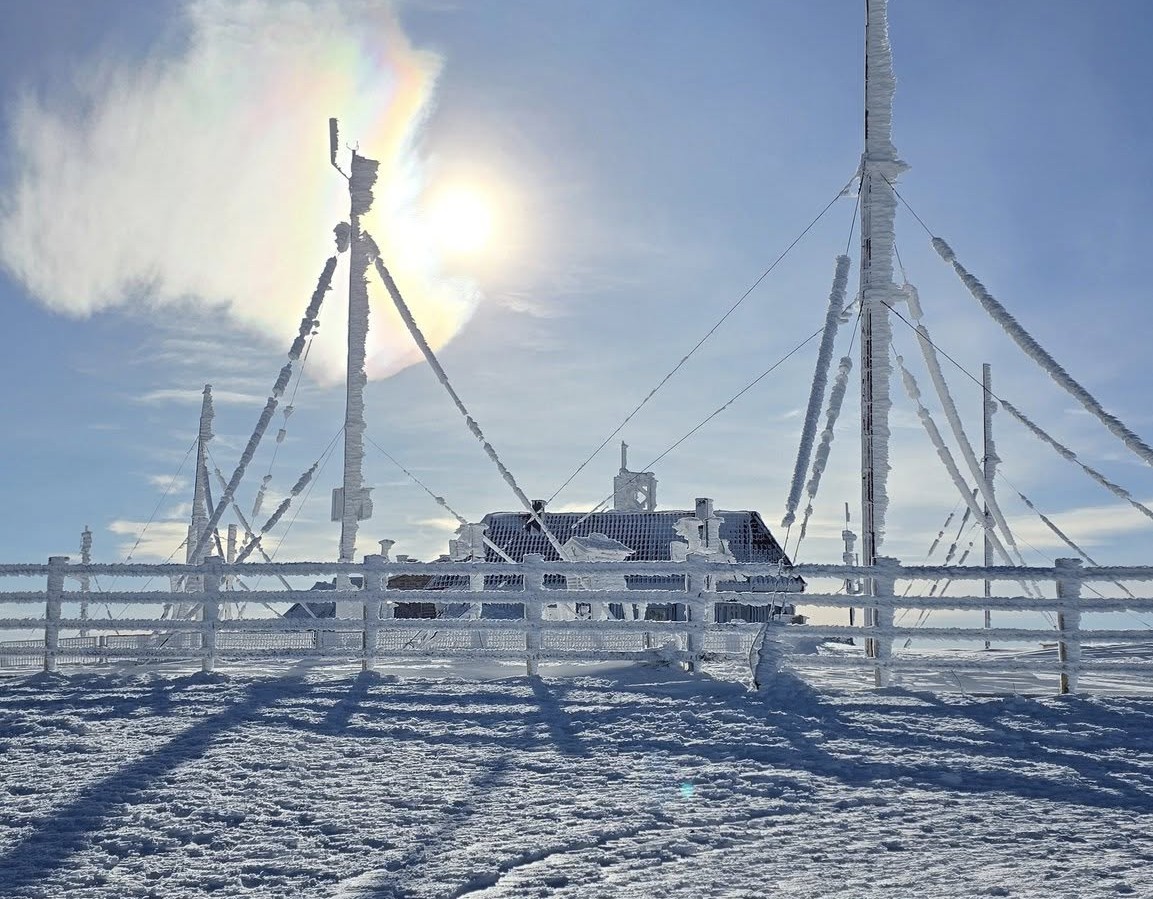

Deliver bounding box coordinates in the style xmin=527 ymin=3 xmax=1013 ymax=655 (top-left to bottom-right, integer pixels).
xmin=2 ymin=657 xmax=1153 ymax=898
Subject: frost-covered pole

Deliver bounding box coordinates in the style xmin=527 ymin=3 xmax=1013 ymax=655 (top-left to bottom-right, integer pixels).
xmin=1055 ymin=557 xmax=1082 ymax=694
xmin=860 ymin=0 xmax=905 ymax=624
xmin=338 ymin=151 xmax=380 ymax=566
xmin=982 ymin=363 xmax=996 ymax=647
xmin=187 ymin=385 xmax=215 ymax=569
xmin=860 ymin=0 xmax=904 ymax=567
xmin=79 ymin=526 xmax=92 ymax=638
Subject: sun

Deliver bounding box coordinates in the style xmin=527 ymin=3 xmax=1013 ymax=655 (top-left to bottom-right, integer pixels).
xmin=424 ymin=185 xmax=495 ymax=256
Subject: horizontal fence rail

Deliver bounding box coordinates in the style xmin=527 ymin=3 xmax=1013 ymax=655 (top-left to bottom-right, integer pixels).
xmin=2 ymin=554 xmax=1153 ymax=692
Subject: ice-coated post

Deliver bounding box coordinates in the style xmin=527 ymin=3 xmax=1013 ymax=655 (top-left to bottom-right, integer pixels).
xmin=1055 ymin=557 xmax=1083 ymax=695
xmin=201 ymin=555 xmax=222 ymax=673
xmin=362 ymin=554 xmax=385 ymax=672
xmin=470 ymin=570 xmax=485 ymax=650
xmin=523 ymin=553 xmax=545 ymax=676
xmin=685 ymin=553 xmax=712 ymax=672
xmin=871 ymin=556 xmax=897 ymax=687
xmin=44 ymin=555 xmax=69 ymax=673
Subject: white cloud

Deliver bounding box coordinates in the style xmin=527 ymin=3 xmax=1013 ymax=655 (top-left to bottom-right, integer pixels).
xmin=0 ymin=0 xmax=480 ymax=385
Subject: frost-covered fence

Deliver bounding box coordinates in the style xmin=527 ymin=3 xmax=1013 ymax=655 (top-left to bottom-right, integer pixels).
xmin=0 ymin=553 xmax=796 ymax=675
xmin=774 ymin=556 xmax=1153 ymax=693
xmin=3 ymin=555 xmax=1153 ymax=692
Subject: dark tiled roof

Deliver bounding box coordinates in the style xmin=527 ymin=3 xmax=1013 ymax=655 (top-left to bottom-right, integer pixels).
xmin=480 ymin=509 xmax=793 ymax=564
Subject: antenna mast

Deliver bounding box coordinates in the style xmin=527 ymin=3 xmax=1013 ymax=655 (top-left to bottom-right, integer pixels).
xmin=336 ymin=124 xmax=380 ymax=566
xmin=859 ymin=0 xmax=904 ymax=573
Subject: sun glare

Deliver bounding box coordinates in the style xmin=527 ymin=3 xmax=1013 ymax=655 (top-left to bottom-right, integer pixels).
xmin=425 ymin=185 xmax=495 ymax=256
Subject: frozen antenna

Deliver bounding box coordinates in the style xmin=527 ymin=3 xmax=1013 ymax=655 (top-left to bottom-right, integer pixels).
xmin=329 ymin=117 xmax=347 ymax=178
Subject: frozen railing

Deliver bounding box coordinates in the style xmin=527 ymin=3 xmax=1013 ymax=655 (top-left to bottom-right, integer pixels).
xmin=2 ymin=554 xmax=1153 ymax=693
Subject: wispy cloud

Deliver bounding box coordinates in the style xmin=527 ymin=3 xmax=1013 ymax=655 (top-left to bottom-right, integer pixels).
xmin=136 ymin=388 xmax=268 ymax=406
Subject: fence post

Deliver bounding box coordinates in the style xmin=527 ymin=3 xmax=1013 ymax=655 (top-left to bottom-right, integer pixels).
xmin=685 ymin=553 xmax=712 ymax=672
xmin=470 ymin=569 xmax=485 ymax=650
xmin=1055 ymin=557 xmax=1082 ymax=695
xmin=201 ymin=555 xmax=222 ymax=673
xmin=523 ymin=554 xmax=544 ymax=676
xmin=44 ymin=555 xmax=69 ymax=673
xmin=362 ymin=554 xmax=384 ymax=672
xmin=872 ymin=556 xmax=898 ymax=688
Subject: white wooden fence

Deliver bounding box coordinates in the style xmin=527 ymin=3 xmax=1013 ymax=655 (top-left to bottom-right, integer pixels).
xmin=3 ymin=554 xmax=1153 ymax=693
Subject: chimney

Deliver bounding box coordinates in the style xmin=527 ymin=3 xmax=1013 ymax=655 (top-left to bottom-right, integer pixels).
xmin=695 ymin=497 xmax=713 ymax=521
xmin=378 ymin=539 xmax=395 ymax=561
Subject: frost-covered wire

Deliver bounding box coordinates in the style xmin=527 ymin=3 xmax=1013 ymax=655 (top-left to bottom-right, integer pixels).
xmin=366 ymin=233 xmax=568 ymax=561
xmin=796 ymin=355 xmax=853 ymax=548
xmin=189 ymin=253 xmax=340 ymax=565
xmin=895 ymin=353 xmax=1016 ymax=567
xmin=933 ymin=237 xmax=1153 ymax=471
xmin=900 ymin=282 xmax=1029 ymax=568
xmin=577 ymin=325 xmax=826 ymax=526
xmin=999 ymin=397 xmax=1153 ymax=524
xmin=233 ymin=462 xmax=319 ymax=564
xmin=364 ymin=434 xmax=516 ymax=564
xmin=547 ymin=179 xmax=855 ymax=506
xmin=783 ymin=255 xmax=850 ymax=529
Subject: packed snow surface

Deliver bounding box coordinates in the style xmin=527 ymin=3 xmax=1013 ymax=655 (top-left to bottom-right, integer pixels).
xmin=2 ymin=659 xmax=1153 ymax=898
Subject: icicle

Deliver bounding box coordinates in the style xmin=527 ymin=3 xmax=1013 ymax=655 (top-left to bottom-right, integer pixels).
xmin=934 ymin=236 xmax=1153 ymax=470
xmin=783 ymin=255 xmax=850 ymax=528
xmin=366 ymin=231 xmax=570 ymax=560
xmin=902 ymin=281 xmax=1029 ymax=567
xmin=1000 ymin=398 xmax=1153 ymax=523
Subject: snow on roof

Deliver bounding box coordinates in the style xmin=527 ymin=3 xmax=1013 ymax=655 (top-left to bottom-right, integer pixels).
xmin=480 ymin=509 xmax=793 ymax=565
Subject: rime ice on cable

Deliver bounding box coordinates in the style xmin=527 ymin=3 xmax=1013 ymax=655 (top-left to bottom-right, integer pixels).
xmin=797 ymin=355 xmax=853 ymax=545
xmin=1000 ymin=397 xmax=1153 ymax=523
xmin=934 ymin=236 xmax=1153 ymax=471
xmin=783 ymin=255 xmax=849 ymax=529
xmin=901 ymin=281 xmax=1030 ymax=568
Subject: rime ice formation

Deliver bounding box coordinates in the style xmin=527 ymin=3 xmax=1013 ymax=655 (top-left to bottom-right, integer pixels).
xmin=896 ymin=355 xmax=1014 ymax=567
xmin=189 ymin=255 xmax=339 ymax=565
xmin=187 ymin=385 xmax=215 ymax=567
xmin=901 ymin=282 xmax=1028 ymax=567
xmin=999 ymin=398 xmax=1153 ymax=523
xmin=859 ymin=0 xmax=908 ymax=556
xmin=783 ymin=255 xmax=850 ymax=529
xmin=934 ymin=237 xmax=1153 ymax=471
xmin=366 ymin=231 xmax=569 ymax=560
xmin=798 ymin=356 xmax=853 ymax=544
xmin=233 ymin=462 xmax=319 ymax=564
xmin=338 ymin=155 xmax=380 ymax=566
xmin=926 ymin=509 xmax=956 ymax=559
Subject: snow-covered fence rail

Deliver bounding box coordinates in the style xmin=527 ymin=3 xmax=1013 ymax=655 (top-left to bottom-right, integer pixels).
xmin=2 ymin=554 xmax=1153 ymax=692
xmin=0 ymin=553 xmax=798 ymax=675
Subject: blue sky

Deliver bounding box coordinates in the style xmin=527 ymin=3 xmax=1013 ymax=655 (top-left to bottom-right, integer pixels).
xmin=2 ymin=0 xmax=1153 ymax=579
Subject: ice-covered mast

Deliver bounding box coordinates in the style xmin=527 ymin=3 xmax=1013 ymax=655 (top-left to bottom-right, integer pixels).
xmin=859 ymin=0 xmax=906 ymax=567
xmin=333 ymin=119 xmax=378 ymax=566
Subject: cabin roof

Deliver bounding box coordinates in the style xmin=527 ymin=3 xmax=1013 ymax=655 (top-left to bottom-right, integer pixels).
xmin=480 ymin=509 xmax=792 ymax=565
